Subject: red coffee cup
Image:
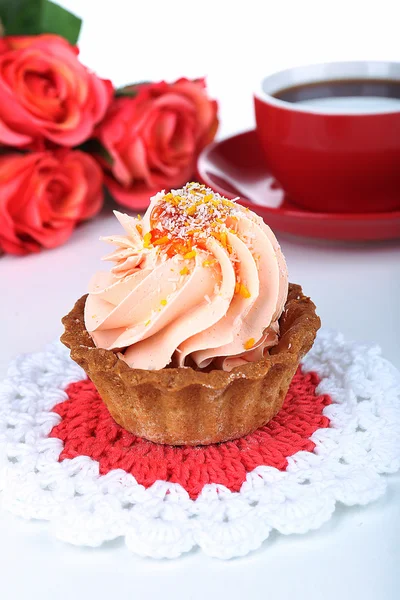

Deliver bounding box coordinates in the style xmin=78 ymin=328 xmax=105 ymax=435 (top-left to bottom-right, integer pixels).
xmin=254 ymin=61 xmax=400 ymax=213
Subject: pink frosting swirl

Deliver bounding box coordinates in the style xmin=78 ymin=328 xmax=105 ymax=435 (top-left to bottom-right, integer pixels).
xmin=85 ymin=183 xmax=288 ymax=371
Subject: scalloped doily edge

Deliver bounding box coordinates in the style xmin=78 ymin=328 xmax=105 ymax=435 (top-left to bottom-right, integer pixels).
xmin=0 ymin=329 xmax=399 ymax=559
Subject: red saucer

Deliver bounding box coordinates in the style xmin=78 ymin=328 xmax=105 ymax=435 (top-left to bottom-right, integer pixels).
xmin=196 ymin=130 xmax=400 ymax=241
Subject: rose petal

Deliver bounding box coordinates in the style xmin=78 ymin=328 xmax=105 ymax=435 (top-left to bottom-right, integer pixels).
xmin=0 ymin=35 xmax=113 ymax=147
xmin=0 ymin=150 xmax=103 ymax=255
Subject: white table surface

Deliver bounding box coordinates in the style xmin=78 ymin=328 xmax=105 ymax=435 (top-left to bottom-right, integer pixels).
xmin=2 ymin=0 xmax=400 ymax=597
xmin=1 ymin=209 xmax=400 ymax=600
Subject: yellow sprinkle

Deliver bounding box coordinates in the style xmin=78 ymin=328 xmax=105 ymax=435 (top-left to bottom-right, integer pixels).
xmin=91 ymin=314 xmax=97 ymax=319
xmin=184 ymin=250 xmax=197 ymax=259
xmin=143 ymin=232 xmax=152 ymax=248
xmin=202 ymin=259 xmax=216 ymax=268
xmin=244 ymin=338 xmax=255 ymax=350
xmin=153 ymin=235 xmax=170 ymax=246
xmin=239 ymin=283 xmax=251 ymax=299
xmin=145 ymin=319 xmax=151 ymax=326
xmin=136 ymin=214 xmax=142 ymax=220
xmin=215 ymin=218 xmax=224 ymax=224
xmin=222 ymin=199 xmax=234 ymax=207
xmin=164 ymin=192 xmax=178 ymax=205
xmin=160 ymin=299 xmax=167 ymax=306
xmin=204 ymin=194 xmax=214 ymax=202
xmin=180 ymin=266 xmax=189 ymax=275
xmin=136 ymin=223 xmax=143 ymax=234
xmin=186 ymin=205 xmax=197 ymax=216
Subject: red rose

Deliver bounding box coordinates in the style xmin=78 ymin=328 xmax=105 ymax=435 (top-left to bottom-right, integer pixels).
xmin=0 ymin=34 xmax=113 ymax=148
xmin=96 ymin=78 xmax=218 ymax=208
xmin=0 ymin=150 xmax=103 ymax=255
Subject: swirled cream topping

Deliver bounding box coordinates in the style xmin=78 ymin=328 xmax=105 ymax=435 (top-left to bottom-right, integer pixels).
xmin=85 ymin=183 xmax=288 ymax=371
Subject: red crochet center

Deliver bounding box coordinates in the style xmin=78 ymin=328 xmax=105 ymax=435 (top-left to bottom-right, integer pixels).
xmin=50 ymin=368 xmax=331 ymax=499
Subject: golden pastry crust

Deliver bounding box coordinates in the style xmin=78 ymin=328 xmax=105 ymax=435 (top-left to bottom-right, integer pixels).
xmin=61 ymin=283 xmax=320 ymax=445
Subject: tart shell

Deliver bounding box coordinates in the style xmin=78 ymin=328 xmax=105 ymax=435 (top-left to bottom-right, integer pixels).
xmin=61 ymin=283 xmax=320 ymax=445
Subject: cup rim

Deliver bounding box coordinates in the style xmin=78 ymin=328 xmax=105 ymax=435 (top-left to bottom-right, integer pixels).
xmin=254 ymin=60 xmax=400 ymax=116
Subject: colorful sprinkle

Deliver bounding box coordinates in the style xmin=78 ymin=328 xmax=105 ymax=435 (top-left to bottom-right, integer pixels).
xmin=143 ymin=232 xmax=152 ymax=248
xmin=153 ymin=235 xmax=170 ymax=246
xmin=244 ymin=338 xmax=255 ymax=350
xmin=239 ymin=283 xmax=251 ymax=299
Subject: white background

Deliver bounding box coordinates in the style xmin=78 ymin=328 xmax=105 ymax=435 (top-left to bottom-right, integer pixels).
xmin=1 ymin=0 xmax=400 ymax=598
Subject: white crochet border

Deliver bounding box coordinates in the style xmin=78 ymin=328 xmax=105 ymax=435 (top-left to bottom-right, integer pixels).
xmin=0 ymin=330 xmax=399 ymax=559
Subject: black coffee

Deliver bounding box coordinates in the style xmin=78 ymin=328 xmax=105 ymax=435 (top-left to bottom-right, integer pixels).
xmin=272 ymin=78 xmax=400 ymax=110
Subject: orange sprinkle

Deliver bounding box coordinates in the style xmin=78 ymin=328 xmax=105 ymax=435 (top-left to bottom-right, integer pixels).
xmin=239 ymin=283 xmax=251 ymax=298
xmin=244 ymin=338 xmax=255 ymax=350
xmin=220 ymin=231 xmax=227 ymax=247
xmin=184 ymin=250 xmax=197 ymax=259
xmin=160 ymin=299 xmax=167 ymax=306
xmin=234 ymin=281 xmax=241 ymax=294
xmin=180 ymin=266 xmax=189 ymax=275
xmin=153 ymin=235 xmax=170 ymax=246
xmin=136 ymin=223 xmax=143 ymax=234
xmin=143 ymin=232 xmax=152 ymax=248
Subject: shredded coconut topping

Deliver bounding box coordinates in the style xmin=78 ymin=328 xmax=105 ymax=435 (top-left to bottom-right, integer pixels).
xmin=149 ymin=183 xmax=240 ymax=254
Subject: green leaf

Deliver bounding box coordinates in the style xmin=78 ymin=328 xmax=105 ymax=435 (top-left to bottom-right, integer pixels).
xmin=0 ymin=0 xmax=82 ymax=43
xmin=0 ymin=0 xmax=44 ymax=35
xmin=80 ymin=139 xmax=114 ymax=167
xmin=40 ymin=1 xmax=82 ymax=44
xmin=116 ymin=82 xmax=151 ymax=98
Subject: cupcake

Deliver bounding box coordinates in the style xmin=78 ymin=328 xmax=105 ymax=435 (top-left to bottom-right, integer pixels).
xmin=62 ymin=183 xmax=320 ymax=445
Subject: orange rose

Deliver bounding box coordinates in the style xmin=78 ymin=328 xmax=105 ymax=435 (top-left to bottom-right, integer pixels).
xmin=0 ymin=150 xmax=103 ymax=255
xmin=96 ymin=78 xmax=218 ymax=208
xmin=0 ymin=34 xmax=113 ymax=148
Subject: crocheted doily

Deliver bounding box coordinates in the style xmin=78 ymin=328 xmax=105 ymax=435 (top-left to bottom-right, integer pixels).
xmin=0 ymin=329 xmax=399 ymax=559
